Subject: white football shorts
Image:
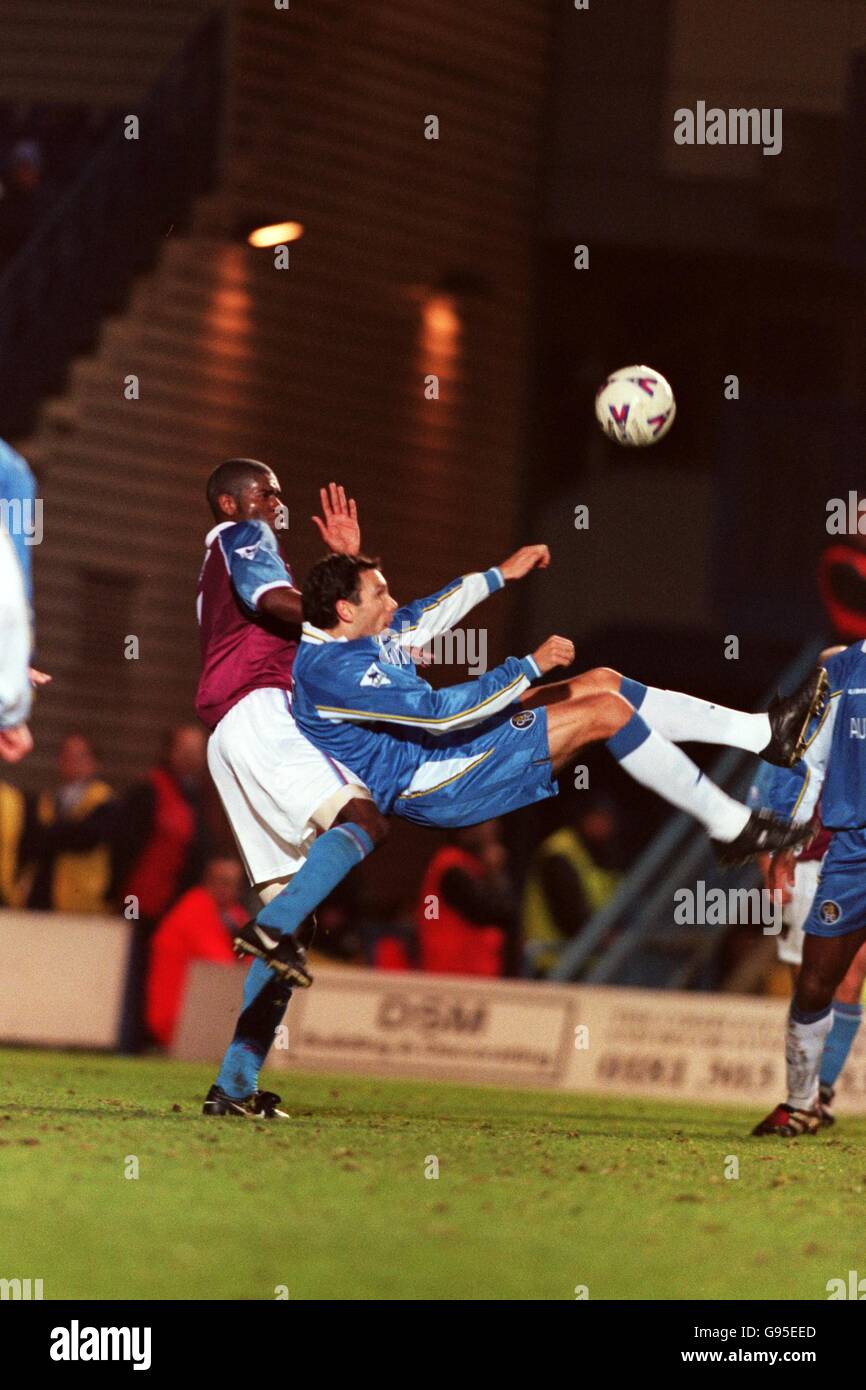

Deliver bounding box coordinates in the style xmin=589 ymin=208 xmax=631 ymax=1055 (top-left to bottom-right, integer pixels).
xmin=776 ymin=857 xmax=823 ymax=966
xmin=206 ymin=686 xmax=369 ymax=886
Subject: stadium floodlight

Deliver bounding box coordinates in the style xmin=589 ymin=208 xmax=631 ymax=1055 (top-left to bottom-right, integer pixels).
xmin=245 ymin=220 xmax=304 ymax=248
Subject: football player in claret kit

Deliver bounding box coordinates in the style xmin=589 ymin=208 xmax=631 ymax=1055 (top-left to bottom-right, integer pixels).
xmin=195 ymin=461 xmax=388 ymax=1117
xmin=291 ymin=553 xmax=825 ymax=862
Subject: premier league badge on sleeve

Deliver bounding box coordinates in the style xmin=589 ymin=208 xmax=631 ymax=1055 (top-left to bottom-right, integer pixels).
xmin=360 ymin=663 xmax=391 ymax=688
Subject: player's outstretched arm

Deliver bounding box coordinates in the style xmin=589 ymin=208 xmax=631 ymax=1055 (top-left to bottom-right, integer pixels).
xmin=258 ymin=586 xmax=303 ymax=624
xmin=390 ymin=545 xmax=551 ymax=651
xmin=307 ymin=633 xmax=573 ymax=736
xmin=498 ymin=544 xmax=550 ymax=581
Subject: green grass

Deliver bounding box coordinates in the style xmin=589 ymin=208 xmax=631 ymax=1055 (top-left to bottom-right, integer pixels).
xmin=0 ymin=1047 xmax=861 ymax=1300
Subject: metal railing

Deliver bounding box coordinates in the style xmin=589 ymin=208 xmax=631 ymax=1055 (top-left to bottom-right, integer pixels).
xmin=0 ymin=11 xmax=224 ymax=438
xmin=550 ymin=638 xmax=827 ymax=987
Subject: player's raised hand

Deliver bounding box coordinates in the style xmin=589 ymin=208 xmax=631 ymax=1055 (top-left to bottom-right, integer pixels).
xmin=531 ymin=634 xmax=574 ymax=674
xmin=499 ymin=544 xmax=550 ymax=581
xmin=311 ymin=482 xmax=361 ymax=556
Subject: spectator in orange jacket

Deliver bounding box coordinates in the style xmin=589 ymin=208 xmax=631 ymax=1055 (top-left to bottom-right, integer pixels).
xmin=415 ymin=821 xmax=516 ymax=977
xmin=146 ymin=855 xmax=247 ymax=1049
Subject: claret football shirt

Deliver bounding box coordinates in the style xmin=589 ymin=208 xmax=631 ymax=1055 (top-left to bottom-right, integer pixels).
xmin=195 ymin=519 xmax=298 ymax=730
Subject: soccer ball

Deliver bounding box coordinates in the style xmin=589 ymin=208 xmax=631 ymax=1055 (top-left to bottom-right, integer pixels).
xmin=594 ymin=365 xmax=676 ymax=447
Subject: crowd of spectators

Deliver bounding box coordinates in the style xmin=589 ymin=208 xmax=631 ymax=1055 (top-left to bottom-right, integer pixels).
xmin=6 ymin=715 xmax=808 ymax=1038
xmin=0 ymin=723 xmax=229 ymax=1050
xmin=0 ymin=729 xmax=633 ymax=1048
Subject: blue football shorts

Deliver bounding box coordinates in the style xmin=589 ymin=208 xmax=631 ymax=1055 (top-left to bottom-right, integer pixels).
xmin=394 ymin=704 xmax=558 ymax=829
xmin=803 ymin=827 xmax=866 ymax=938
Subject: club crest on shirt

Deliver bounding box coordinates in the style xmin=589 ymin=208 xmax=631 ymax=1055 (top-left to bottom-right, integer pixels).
xmin=234 ymin=543 xmax=260 ymax=560
xmin=818 ymin=899 xmax=842 ymax=925
xmin=360 ymin=663 xmax=391 ymax=688
xmin=511 ymin=710 xmax=536 ymax=730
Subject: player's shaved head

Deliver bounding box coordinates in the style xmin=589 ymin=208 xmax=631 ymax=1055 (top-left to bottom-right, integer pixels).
xmin=206 ymin=458 xmax=275 ymax=519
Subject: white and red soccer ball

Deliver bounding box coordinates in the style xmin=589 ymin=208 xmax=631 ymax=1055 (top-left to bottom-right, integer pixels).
xmin=594 ymin=365 xmax=676 ymax=447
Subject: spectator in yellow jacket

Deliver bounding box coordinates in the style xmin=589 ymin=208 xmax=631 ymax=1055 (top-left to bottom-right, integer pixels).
xmin=0 ymin=779 xmax=29 ymax=906
xmin=522 ymin=796 xmax=624 ymax=977
xmin=22 ymin=733 xmax=115 ymax=912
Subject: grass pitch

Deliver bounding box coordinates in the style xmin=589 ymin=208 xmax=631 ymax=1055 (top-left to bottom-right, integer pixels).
xmin=0 ymin=1047 xmax=861 ymax=1301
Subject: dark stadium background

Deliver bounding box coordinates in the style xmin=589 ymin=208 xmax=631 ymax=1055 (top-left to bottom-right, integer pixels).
xmin=2 ymin=0 xmax=865 ymax=909
xmin=7 ymin=0 xmax=866 ymax=1321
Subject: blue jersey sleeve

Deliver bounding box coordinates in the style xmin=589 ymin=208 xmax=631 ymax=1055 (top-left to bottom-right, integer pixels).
xmin=787 ymin=649 xmax=860 ymax=826
xmin=219 ymin=521 xmax=295 ymax=613
xmin=389 ymin=569 xmax=504 ymax=649
xmin=825 ymin=644 xmax=858 ymax=693
xmin=304 ymin=642 xmax=539 ymax=735
xmin=747 ymin=759 xmax=807 ymax=819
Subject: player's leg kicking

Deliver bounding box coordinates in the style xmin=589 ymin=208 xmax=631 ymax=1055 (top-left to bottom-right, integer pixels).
xmin=527 ymin=665 xmax=826 ymax=865
xmin=520 ymin=664 xmax=827 ymax=772
xmin=201 ymin=688 xmax=387 ymax=1119
xmin=293 ymin=553 xmax=828 ymax=876
xmin=393 ymin=663 xmax=821 ymax=870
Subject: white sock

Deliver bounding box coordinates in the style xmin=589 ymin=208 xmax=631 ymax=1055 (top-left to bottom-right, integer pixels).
xmin=786 ymin=1009 xmax=833 ymax=1111
xmin=637 ymin=686 xmax=771 ymax=753
xmin=610 ymin=721 xmax=750 ymax=841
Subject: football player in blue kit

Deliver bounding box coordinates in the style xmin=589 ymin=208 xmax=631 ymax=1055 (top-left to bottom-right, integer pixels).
xmin=0 ymin=437 xmax=44 ymax=764
xmin=752 ymin=639 xmax=866 ymax=1135
xmin=291 ymin=553 xmax=824 ymax=869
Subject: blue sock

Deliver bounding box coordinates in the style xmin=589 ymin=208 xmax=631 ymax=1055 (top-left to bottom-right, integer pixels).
xmin=257 ymin=822 xmax=375 ymax=937
xmin=819 ymin=1000 xmax=862 ymax=1088
xmin=620 ymin=676 xmax=647 ymax=710
xmin=212 ymin=822 xmax=376 ymax=1100
xmin=214 ymin=958 xmax=293 ymax=1099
